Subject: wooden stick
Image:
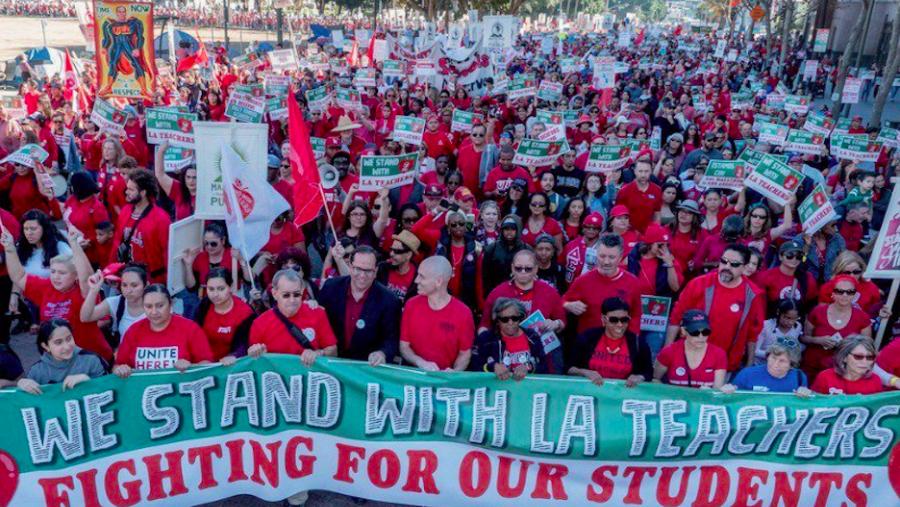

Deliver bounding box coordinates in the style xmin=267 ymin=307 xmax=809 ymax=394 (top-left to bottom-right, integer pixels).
xmin=875 ymin=278 xmax=900 ymax=350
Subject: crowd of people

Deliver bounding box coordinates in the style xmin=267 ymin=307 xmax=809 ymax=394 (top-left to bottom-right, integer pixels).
xmin=1 ymin=18 xmax=900 ymax=414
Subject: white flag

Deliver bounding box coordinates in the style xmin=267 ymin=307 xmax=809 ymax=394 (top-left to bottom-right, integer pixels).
xmin=220 ymin=144 xmax=290 ymax=260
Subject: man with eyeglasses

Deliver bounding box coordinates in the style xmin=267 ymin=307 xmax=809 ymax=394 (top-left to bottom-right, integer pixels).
xmin=319 ymin=246 xmax=401 ymax=367
xmin=563 ymin=233 xmax=642 ymax=335
xmin=457 ymin=123 xmax=497 ymax=198
xmin=400 ymin=256 xmax=474 ymax=372
xmin=667 ymin=243 xmax=765 ymax=372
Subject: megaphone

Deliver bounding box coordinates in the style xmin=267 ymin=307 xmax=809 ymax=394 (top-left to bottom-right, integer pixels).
xmin=319 ymin=163 xmax=339 ymax=189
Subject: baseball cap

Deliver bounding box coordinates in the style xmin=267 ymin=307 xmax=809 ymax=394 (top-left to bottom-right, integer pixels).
xmin=643 ymin=223 xmax=670 ymax=244
xmin=510 ymin=177 xmax=528 ymax=190
xmin=583 ymin=212 xmax=604 ymax=228
xmin=267 ymin=154 xmax=281 ymax=168
xmin=779 ymin=239 xmax=804 ymax=255
xmin=424 ymin=184 xmax=445 ymax=197
xmin=681 ymin=310 xmax=711 ymax=334
xmin=325 ymin=136 xmax=342 ymax=148
xmin=610 ymin=205 xmax=630 ymax=218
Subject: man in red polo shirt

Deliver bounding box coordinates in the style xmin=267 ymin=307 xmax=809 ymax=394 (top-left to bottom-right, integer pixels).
xmin=400 ymin=256 xmax=474 ymax=371
xmin=666 ymin=243 xmax=765 ymax=372
xmin=615 ymin=158 xmax=661 ymax=233
xmin=563 ymin=233 xmax=642 ymax=334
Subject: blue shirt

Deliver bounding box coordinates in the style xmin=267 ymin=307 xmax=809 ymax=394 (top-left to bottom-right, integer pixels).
xmin=731 ymin=364 xmax=807 ymax=393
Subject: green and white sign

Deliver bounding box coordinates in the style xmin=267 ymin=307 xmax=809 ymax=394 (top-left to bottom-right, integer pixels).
xmin=382 ymin=59 xmax=405 ymax=78
xmin=745 ymin=154 xmax=804 ymax=206
xmin=264 ymin=74 xmax=291 ymax=96
xmin=225 ymin=88 xmax=266 ymax=123
xmin=145 ymin=108 xmax=197 ymax=148
xmin=0 ymin=143 xmax=49 ymax=169
xmin=513 ymin=138 xmax=570 ymax=167
xmin=2 ymin=356 xmax=897 ymax=507
xmin=803 ymin=111 xmax=834 ymax=137
xmin=354 ymin=68 xmax=378 ymax=88
xmin=267 ymin=96 xmax=288 ymax=122
xmin=335 ymin=87 xmax=362 ymax=111
xmin=784 ymin=129 xmax=826 ymax=155
xmin=451 ymin=109 xmax=483 ymax=133
xmin=640 ymin=295 xmax=672 ymax=333
xmin=757 ymin=122 xmax=789 ymax=146
xmin=359 ymin=152 xmax=419 ymax=191
xmin=267 ymin=48 xmax=298 ymax=71
xmin=232 ymin=52 xmax=263 ymax=70
xmin=700 ymin=160 xmax=747 ymax=191
xmin=586 ymin=144 xmax=631 ymax=172
xmin=392 ymin=116 xmax=426 ymax=146
xmin=831 ymin=133 xmax=883 ymax=162
xmin=163 ymin=145 xmax=194 ymax=172
xmin=559 ymin=57 xmax=580 ymax=74
xmin=731 ymin=92 xmax=753 ymax=111
xmin=537 ymin=80 xmax=563 ymax=102
xmin=0 ymin=94 xmax=26 ymax=119
xmin=89 ymin=98 xmax=128 ymax=136
xmin=798 ymin=184 xmax=837 ymax=235
xmin=876 ymin=128 xmax=900 ymax=149
xmin=813 ymin=28 xmax=829 ymax=52
xmin=783 ymin=95 xmax=810 ymax=115
xmin=508 ymin=74 xmax=536 ymax=100
xmin=305 ymin=86 xmax=330 ymax=113
xmin=310 ymin=137 xmax=326 ymax=159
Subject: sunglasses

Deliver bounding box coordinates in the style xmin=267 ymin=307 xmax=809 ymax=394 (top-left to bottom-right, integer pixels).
xmin=849 ymin=353 xmax=875 ymax=361
xmin=402 ymin=217 xmax=419 ymax=224
xmin=606 ymin=316 xmax=631 ymax=324
xmin=687 ymin=328 xmax=713 ymax=337
xmin=530 ymin=202 xmax=546 ymax=208
xmin=497 ymin=315 xmax=523 ymax=324
xmin=390 ymin=247 xmax=411 ymax=255
xmin=448 ymin=222 xmax=467 ymax=229
xmin=719 ymin=258 xmax=744 ymax=268
xmin=204 ymin=241 xmax=220 ymax=247
xmin=280 ymin=291 xmax=304 ymax=299
xmin=782 ymin=252 xmax=800 ymax=260
xmin=513 ymin=265 xmax=534 ymax=273
xmin=842 ymin=269 xmax=863 ymax=275
xmin=471 ymin=133 xmax=484 ymax=138
xmin=750 ymin=214 xmax=768 ymax=220
xmin=833 ymin=288 xmax=857 ymax=296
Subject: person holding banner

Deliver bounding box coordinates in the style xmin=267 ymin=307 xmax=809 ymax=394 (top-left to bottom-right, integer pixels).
xmin=569 ymin=297 xmax=652 ymax=386
xmin=0 ymin=155 xmax=61 ymax=220
xmin=196 ymin=268 xmax=255 ymax=362
xmin=811 ymin=335 xmax=883 ymax=395
xmin=479 ymin=249 xmax=565 ymax=335
xmin=472 ymin=298 xmax=559 ymax=379
xmin=802 ymin=275 xmax=873 ymax=379
xmin=655 ymin=310 xmax=727 ymax=389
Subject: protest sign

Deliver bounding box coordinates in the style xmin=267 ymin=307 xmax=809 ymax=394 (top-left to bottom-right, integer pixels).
xmin=93 ymin=0 xmax=156 ymax=100
xmin=731 ymin=92 xmax=753 ymax=111
xmin=592 ymin=63 xmax=615 ymax=90
xmin=305 ymin=86 xmax=330 ymax=113
xmin=414 ymin=60 xmax=437 ymax=77
xmin=640 ymin=295 xmax=672 ymax=333
xmin=0 ymin=94 xmax=26 ymax=120
xmin=798 ymin=184 xmax=837 ymax=236
xmin=783 ymin=95 xmax=810 ymax=115
xmin=560 ymin=57 xmax=580 ymax=74
xmin=392 ymin=116 xmax=426 ymax=146
xmin=358 ymin=152 xmax=419 ymax=191
xmin=586 ymin=144 xmax=631 ymax=172
xmin=492 ymin=75 xmax=509 ymax=95
xmin=537 ymin=80 xmax=563 ymax=102
xmin=803 ymin=111 xmax=834 ymax=136
xmin=354 ymin=68 xmax=378 ymax=88
xmin=225 ymin=86 xmax=266 ymax=123
xmin=163 ymin=145 xmax=193 ymax=172
xmin=757 ymin=122 xmax=789 ymax=146
xmin=2 ymin=356 xmax=898 ymax=507
xmin=0 ymin=143 xmax=49 ymax=169
xmin=744 ymin=154 xmax=804 ymax=206
xmin=268 ymin=48 xmax=298 ymax=71
xmin=876 ymin=128 xmax=900 ymax=149
xmin=145 ymin=108 xmax=196 ymax=148
xmin=519 ymin=310 xmax=561 ymax=354
xmin=165 ymin=216 xmax=203 ymax=294
xmin=784 ymin=129 xmax=826 ymax=155
xmin=267 ymin=96 xmax=288 ymax=122
xmin=310 ymin=137 xmax=326 ymax=159
xmin=508 ymin=75 xmax=536 ymax=100
xmin=699 ymin=160 xmax=747 ymax=191
xmin=841 ymin=78 xmax=862 ymax=104
xmin=336 ymin=87 xmax=362 ymax=111
xmin=813 ymin=28 xmax=829 ymax=52
xmin=714 ymin=40 xmax=726 ymax=58
xmin=193 ymin=122 xmax=268 ymax=219
xmin=264 ymin=74 xmax=291 ymax=97
xmin=738 ymin=148 xmax=787 ymax=170
xmin=831 ymin=133 xmax=883 ymax=162
xmin=764 ymin=93 xmax=785 ymax=111
xmin=830 ymin=117 xmax=852 ymax=137
xmin=382 ymin=59 xmax=405 ymax=77
xmin=803 ymin=60 xmax=819 ymax=81
xmin=867 ymin=179 xmax=900 ymax=278
xmin=450 ymin=109 xmax=482 ymax=133
xmin=482 ymin=15 xmax=518 ymax=49
xmin=89 ymin=98 xmax=128 ymax=136
xmin=513 ymin=139 xmax=569 ymax=167
xmin=232 ymin=52 xmax=263 ymax=71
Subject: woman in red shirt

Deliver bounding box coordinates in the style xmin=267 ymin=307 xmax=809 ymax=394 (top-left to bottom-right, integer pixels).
xmin=819 ymin=251 xmax=885 ymax=317
xmin=0 ymin=157 xmax=61 ymax=220
xmin=154 ymin=140 xmax=197 ymax=220
xmin=569 ymin=297 xmax=652 ymax=386
xmin=63 ymin=172 xmax=110 ymax=267
xmin=802 ymin=275 xmax=872 ymax=379
xmin=521 ymin=192 xmax=564 ymax=250
xmin=654 ymin=310 xmax=727 ymax=389
xmin=197 ymin=268 xmax=255 ymax=362
xmin=669 ymin=200 xmax=703 ymax=272
xmin=204 ymin=90 xmax=226 ymax=121
xmin=811 ymin=336 xmax=883 ymax=395
xmin=113 ymin=284 xmax=213 ymax=377
xmin=184 ymin=222 xmax=249 ymax=296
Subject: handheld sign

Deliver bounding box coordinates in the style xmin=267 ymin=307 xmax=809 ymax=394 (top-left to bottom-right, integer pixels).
xmin=798 ymin=184 xmax=837 ymax=236
xmin=392 ymin=116 xmax=426 ymax=146
xmin=358 ymin=153 xmax=419 ymax=191
xmin=145 ymin=108 xmax=196 ymax=148
xmin=90 ymin=99 xmax=128 ymax=136
xmin=586 ymin=144 xmax=631 ymax=172
xmin=640 ymin=296 xmax=672 ymax=333
xmin=700 ymin=160 xmax=747 ymax=191
xmin=513 ymin=139 xmax=569 ymax=167
xmin=744 ymin=154 xmax=804 ymax=206
xmin=831 ymin=134 xmax=883 ymax=162
xmin=0 ymin=144 xmax=49 ymax=169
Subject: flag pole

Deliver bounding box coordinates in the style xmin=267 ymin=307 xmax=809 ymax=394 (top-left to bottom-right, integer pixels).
xmin=316 ymin=182 xmax=340 ymax=244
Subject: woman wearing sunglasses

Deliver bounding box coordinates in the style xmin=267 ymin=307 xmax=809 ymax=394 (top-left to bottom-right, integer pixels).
xmin=819 ymin=251 xmax=886 ymax=317
xmin=654 ymin=310 xmax=727 ymax=389
xmin=802 ymin=275 xmax=872 ymax=380
xmin=811 ymin=335 xmax=883 ymax=395
xmin=740 ymin=199 xmax=794 ymax=256
xmin=756 ymin=239 xmax=818 ymax=314
xmin=569 ymin=297 xmax=652 ymax=387
xmin=471 ymin=298 xmax=560 ymax=380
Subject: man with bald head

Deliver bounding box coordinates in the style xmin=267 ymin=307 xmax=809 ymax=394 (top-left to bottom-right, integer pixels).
xmin=399 ymin=256 xmax=475 ymax=371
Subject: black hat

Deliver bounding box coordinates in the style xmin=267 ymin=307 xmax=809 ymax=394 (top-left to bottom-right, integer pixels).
xmin=681 ymin=310 xmax=710 ymax=334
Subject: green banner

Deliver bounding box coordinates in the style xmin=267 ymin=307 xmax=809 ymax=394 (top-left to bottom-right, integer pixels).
xmin=803 ymin=111 xmax=834 ymax=137
xmin=745 ymin=154 xmax=804 ymax=206
xmin=163 ymin=146 xmax=194 ymax=172
xmin=89 ymin=99 xmax=128 ymax=136
xmin=877 ymin=128 xmax=900 ymax=149
xmin=586 ymin=144 xmax=631 ymax=172
xmin=359 ymin=152 xmax=419 ymax=191
xmin=783 ymin=95 xmax=810 ymax=115
xmin=451 ymin=109 xmax=482 ymax=133
xmin=798 ymin=184 xmax=837 ymax=235
xmin=145 ymin=108 xmax=197 ymax=147
xmin=1 ymin=356 xmax=898 ymax=506
xmin=784 ymin=129 xmax=826 ymax=155
xmin=513 ymin=138 xmax=569 ymax=167
xmin=267 ymin=96 xmax=288 ymax=122
xmin=700 ymin=160 xmax=747 ymax=191
xmin=831 ymin=134 xmax=883 ymax=162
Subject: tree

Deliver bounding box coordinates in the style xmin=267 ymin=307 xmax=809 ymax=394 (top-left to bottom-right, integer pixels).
xmin=870 ymin=0 xmax=900 ymax=127
xmin=831 ymin=0 xmax=871 ymax=114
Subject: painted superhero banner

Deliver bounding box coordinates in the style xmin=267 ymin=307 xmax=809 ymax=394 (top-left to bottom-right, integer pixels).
xmin=1 ymin=356 xmax=899 ymax=507
xmin=359 ymin=152 xmax=419 ymax=191
xmin=744 ymin=154 xmax=804 ymax=206
xmin=145 ymin=108 xmax=196 ymax=148
xmin=93 ymin=0 xmax=156 ymax=100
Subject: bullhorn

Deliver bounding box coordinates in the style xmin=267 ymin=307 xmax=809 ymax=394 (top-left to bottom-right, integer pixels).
xmin=319 ymin=163 xmax=339 ymax=189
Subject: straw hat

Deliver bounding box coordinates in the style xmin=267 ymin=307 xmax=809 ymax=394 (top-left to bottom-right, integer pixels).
xmin=331 ymin=115 xmax=362 ymax=133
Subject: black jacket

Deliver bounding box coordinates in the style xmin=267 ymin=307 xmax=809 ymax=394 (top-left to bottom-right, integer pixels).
xmin=470 ymin=328 xmax=564 ymax=374
xmin=570 ymin=328 xmax=653 ymax=381
xmin=319 ymin=276 xmax=402 ymax=362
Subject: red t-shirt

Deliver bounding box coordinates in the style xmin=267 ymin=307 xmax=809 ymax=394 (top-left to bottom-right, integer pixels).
xmin=756 ymin=267 xmax=818 ymax=305
xmin=588 ymin=334 xmax=632 ymax=379
xmin=563 ymin=269 xmax=643 ymax=334
xmin=248 ymin=305 xmax=337 ymax=354
xmin=109 ymin=204 xmax=171 ymax=282
xmin=480 ymin=280 xmax=566 ymax=330
xmin=423 ymin=130 xmax=455 ymax=159
xmin=803 ymin=304 xmax=871 ymax=374
xmin=670 ymin=229 xmax=701 ymax=270
xmin=116 ymin=315 xmax=213 ymax=369
xmin=616 ymin=181 xmax=662 ymax=233
xmin=202 ymin=296 xmax=254 ymax=360
xmin=167 ymin=180 xmax=196 ymax=221
xmin=521 ymin=218 xmax=563 ymax=246
xmin=400 ymin=295 xmax=474 ymax=370
xmin=501 ymin=333 xmax=533 ymax=369
xmin=811 ymin=368 xmax=883 ymax=395
xmin=192 ymin=250 xmax=235 ymax=290
xmin=24 ymin=275 xmax=112 ymax=362
xmin=262 ymin=222 xmax=305 ymax=255
xmin=657 ymin=340 xmax=728 ymax=388
xmin=876 ymin=338 xmax=900 ymax=379
xmin=484 ymin=166 xmax=532 ymax=195
xmin=386 ymin=265 xmax=417 ymax=300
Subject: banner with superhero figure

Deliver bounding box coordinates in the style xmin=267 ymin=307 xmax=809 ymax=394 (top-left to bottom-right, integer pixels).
xmin=93 ymin=0 xmax=156 ymax=100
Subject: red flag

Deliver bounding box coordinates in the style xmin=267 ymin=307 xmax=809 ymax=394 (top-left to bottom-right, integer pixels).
xmin=366 ymin=33 xmax=377 ymax=66
xmin=634 ymin=29 xmax=645 ymax=46
xmin=347 ymin=40 xmax=360 ymax=68
xmin=673 ymin=25 xmax=683 ymax=36
xmin=177 ymin=33 xmax=209 ymax=73
xmin=287 ymin=89 xmax=324 ymax=225
xmin=63 ymin=50 xmax=88 ymax=114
